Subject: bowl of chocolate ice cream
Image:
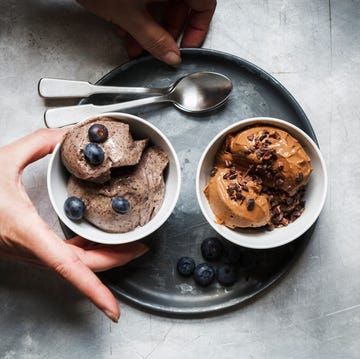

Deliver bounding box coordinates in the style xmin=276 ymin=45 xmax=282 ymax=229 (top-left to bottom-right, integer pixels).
xmin=47 ymin=112 xmax=181 ymax=244
xmin=196 ymin=117 xmax=327 ymax=249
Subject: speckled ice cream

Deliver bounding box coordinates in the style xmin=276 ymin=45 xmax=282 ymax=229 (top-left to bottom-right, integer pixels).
xmin=67 ymin=146 xmax=169 ymax=233
xmin=61 ymin=117 xmax=148 ymax=183
xmin=60 ymin=117 xmax=169 ymax=233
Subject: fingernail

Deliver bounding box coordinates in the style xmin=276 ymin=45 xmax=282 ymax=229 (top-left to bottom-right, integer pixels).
xmin=103 ymin=309 xmax=119 ymax=323
xmin=162 ymin=51 xmax=181 ymax=66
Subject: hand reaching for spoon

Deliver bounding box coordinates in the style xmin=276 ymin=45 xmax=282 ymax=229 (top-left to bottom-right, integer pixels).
xmin=76 ymin=0 xmax=217 ymax=65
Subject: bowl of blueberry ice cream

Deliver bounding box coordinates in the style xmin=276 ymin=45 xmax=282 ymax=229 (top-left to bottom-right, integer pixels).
xmin=47 ymin=112 xmax=181 ymax=244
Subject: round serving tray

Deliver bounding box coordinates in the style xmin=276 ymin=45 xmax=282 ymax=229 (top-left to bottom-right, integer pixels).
xmin=63 ymin=48 xmax=318 ymax=317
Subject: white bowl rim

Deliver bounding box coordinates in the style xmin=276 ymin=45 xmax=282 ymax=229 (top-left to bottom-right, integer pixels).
xmin=196 ymin=116 xmax=328 ymax=249
xmin=47 ymin=112 xmax=181 ymax=244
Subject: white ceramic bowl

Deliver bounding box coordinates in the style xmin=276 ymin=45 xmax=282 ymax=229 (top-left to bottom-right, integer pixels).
xmin=196 ymin=117 xmax=327 ymax=249
xmin=47 ymin=112 xmax=181 ymax=244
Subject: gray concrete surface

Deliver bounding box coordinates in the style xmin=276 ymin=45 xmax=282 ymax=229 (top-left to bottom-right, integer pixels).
xmin=0 ymin=1 xmax=359 ymax=358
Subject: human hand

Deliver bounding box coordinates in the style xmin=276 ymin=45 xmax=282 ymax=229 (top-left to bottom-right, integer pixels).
xmin=0 ymin=129 xmax=148 ymax=322
xmin=77 ymin=0 xmax=217 ymax=65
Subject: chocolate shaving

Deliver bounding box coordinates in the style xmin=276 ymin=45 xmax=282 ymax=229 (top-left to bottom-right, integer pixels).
xmin=296 ymin=172 xmax=304 ymax=182
xmin=210 ymin=167 xmax=218 ymax=177
xmin=236 ymin=192 xmax=245 ymax=202
xmin=275 ymin=177 xmax=285 ymax=187
xmin=267 ymin=186 xmax=306 ymax=229
xmin=262 ymin=151 xmax=273 ymax=161
xmin=259 ymin=134 xmax=267 ymax=141
xmin=246 ymin=198 xmax=255 ymax=211
xmin=241 ymin=184 xmax=249 ymax=192
xmin=269 ymin=131 xmax=281 ymax=140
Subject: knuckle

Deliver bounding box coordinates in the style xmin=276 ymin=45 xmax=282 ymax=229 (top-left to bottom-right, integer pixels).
xmin=53 ymin=256 xmax=82 ymax=280
xmin=146 ymin=32 xmax=171 ymax=54
xmin=34 ymin=128 xmax=50 ymax=141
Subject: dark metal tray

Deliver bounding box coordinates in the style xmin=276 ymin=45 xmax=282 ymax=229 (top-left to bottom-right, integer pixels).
xmin=63 ymin=48 xmax=318 ymax=317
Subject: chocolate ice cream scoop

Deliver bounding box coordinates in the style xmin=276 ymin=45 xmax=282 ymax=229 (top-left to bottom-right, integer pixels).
xmin=61 ymin=117 xmax=148 ymax=183
xmin=226 ymin=126 xmax=313 ymax=196
xmin=67 ymin=146 xmax=169 ymax=233
xmin=204 ymin=125 xmax=313 ymax=230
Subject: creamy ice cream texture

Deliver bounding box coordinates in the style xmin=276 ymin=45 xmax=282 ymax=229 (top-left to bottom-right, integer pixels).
xmin=61 ymin=117 xmax=148 ymax=183
xmin=61 ymin=117 xmax=169 ymax=233
xmin=204 ymin=125 xmax=312 ymax=229
xmin=205 ymin=172 xmax=270 ymax=228
xmin=68 ymin=146 xmax=168 ymax=233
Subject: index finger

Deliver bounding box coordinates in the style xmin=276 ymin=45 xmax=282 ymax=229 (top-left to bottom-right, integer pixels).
xmin=181 ymin=0 xmax=216 ymax=47
xmin=17 ymin=212 xmax=120 ymax=322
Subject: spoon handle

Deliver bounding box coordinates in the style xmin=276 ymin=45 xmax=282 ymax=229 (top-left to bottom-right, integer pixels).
xmin=38 ymin=78 xmax=166 ymax=98
xmin=44 ymin=95 xmax=169 ymax=128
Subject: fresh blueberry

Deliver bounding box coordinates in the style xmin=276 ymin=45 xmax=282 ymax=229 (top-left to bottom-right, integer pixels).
xmin=84 ymin=143 xmax=104 ymax=165
xmin=64 ymin=196 xmax=85 ymax=221
xmin=88 ymin=123 xmax=109 ymax=143
xmin=201 ymin=237 xmax=223 ymax=261
xmin=193 ymin=263 xmax=215 ymax=286
xmin=112 ymin=196 xmax=130 ymax=214
xmin=216 ymin=263 xmax=237 ymax=286
xmin=177 ymin=257 xmax=196 ymax=277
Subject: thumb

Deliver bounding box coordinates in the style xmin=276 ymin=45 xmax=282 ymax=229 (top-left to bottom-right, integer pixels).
xmin=120 ymin=9 xmax=181 ymax=65
xmin=4 ymin=128 xmax=65 ymax=171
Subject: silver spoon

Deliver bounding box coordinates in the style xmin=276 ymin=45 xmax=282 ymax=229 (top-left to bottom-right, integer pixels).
xmin=44 ymin=72 xmax=233 ymax=128
xmin=38 ymin=78 xmax=167 ymax=98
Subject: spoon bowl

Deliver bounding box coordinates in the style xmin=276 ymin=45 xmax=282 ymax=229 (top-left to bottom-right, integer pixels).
xmin=44 ymin=72 xmax=233 ymax=128
xmin=167 ymin=72 xmax=233 ymax=113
